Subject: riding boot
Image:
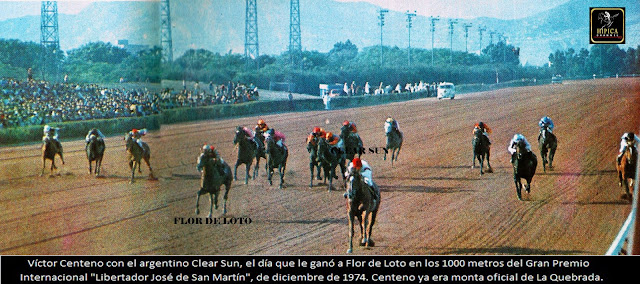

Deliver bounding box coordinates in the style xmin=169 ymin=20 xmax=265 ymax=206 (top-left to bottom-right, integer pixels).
xmin=510 ymin=153 xmax=515 ymax=164
xmin=617 ymin=153 xmax=623 ymax=166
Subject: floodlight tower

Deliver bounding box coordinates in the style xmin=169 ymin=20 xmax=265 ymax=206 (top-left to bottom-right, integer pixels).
xmin=245 ymin=0 xmax=259 ymax=70
xmin=463 ymin=23 xmax=472 ymax=53
xmin=429 ymin=16 xmax=439 ymax=66
xmin=448 ymin=19 xmax=458 ymax=64
xmin=160 ymin=0 xmax=173 ymax=62
xmin=489 ymin=30 xmax=497 ymax=45
xmin=378 ymin=9 xmax=389 ymax=67
xmin=478 ymin=26 xmax=486 ymax=53
xmin=406 ymin=10 xmax=416 ymax=66
xmin=289 ymin=0 xmax=302 ymax=69
xmin=40 ymin=1 xmax=60 ymax=81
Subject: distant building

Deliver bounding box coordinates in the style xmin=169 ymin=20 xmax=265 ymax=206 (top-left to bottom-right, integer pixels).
xmin=116 ymin=39 xmax=150 ymax=55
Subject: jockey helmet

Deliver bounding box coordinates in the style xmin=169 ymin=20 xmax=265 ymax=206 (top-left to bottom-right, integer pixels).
xmin=313 ymin=127 xmax=321 ymax=134
xmin=352 ymin=158 xmax=363 ymax=169
xmin=257 ymin=119 xmax=265 ymax=126
xmin=326 ymin=132 xmax=333 ymax=139
xmin=386 ymin=117 xmax=393 ymax=123
xmin=624 ymin=132 xmax=635 ymax=141
xmin=202 ymin=144 xmax=209 ymax=151
xmin=132 ymin=128 xmax=138 ymax=134
xmin=478 ymin=121 xmax=485 ymax=129
xmin=44 ymin=125 xmax=51 ymax=132
xmin=343 ymin=120 xmax=350 ymax=126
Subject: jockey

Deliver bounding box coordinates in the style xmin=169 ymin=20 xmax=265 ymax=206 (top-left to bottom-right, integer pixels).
xmin=343 ymin=157 xmax=378 ymax=200
xmin=326 ymin=132 xmax=343 ymax=147
xmin=385 ymin=117 xmax=400 ymax=133
xmin=308 ymin=127 xmax=326 ymax=144
xmin=129 ymin=128 xmax=147 ymax=150
xmin=254 ymin=119 xmax=269 ymax=133
xmin=473 ymin=121 xmax=492 ymax=144
xmin=342 ymin=120 xmax=357 ymax=133
xmin=617 ymin=132 xmax=640 ymax=165
xmin=508 ymin=134 xmax=532 ymax=163
xmin=538 ymin=116 xmax=554 ymax=132
xmin=265 ymin=128 xmax=286 ymax=148
xmin=198 ymin=144 xmax=226 ymax=176
xmin=85 ymin=128 xmax=105 ymax=144
xmin=42 ymin=125 xmax=60 ymax=143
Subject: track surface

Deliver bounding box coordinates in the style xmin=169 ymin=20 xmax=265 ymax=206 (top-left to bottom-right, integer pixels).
xmin=1 ymin=78 xmax=639 ymax=255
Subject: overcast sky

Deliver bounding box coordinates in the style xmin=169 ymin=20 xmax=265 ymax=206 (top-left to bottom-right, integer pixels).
xmin=1 ymin=0 xmax=572 ymax=21
xmin=334 ymin=0 xmax=571 ymax=20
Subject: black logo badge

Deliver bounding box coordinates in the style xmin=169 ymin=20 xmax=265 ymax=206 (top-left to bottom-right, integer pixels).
xmin=590 ymin=7 xmax=625 ymax=44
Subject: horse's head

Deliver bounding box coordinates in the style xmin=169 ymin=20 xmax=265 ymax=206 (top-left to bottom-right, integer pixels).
xmin=624 ymin=145 xmax=638 ymax=164
xmin=234 ymin=126 xmax=245 ymax=145
xmin=263 ymin=130 xmax=275 ymax=151
xmin=346 ymin=168 xmax=365 ymax=199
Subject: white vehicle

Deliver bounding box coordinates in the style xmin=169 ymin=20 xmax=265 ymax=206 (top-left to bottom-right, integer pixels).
xmin=437 ymin=82 xmax=456 ymax=100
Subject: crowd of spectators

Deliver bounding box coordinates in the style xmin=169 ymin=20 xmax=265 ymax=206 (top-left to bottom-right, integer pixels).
xmin=0 ymin=78 xmax=258 ymax=128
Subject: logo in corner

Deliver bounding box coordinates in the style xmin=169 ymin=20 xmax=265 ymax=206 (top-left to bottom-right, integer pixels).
xmin=590 ymin=7 xmax=625 ymax=44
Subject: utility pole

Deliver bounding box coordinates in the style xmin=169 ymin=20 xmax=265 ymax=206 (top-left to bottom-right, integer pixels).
xmin=430 ymin=16 xmax=439 ymax=66
xmin=489 ymin=30 xmax=496 ymax=45
xmin=40 ymin=1 xmax=60 ymax=81
xmin=378 ymin=9 xmax=389 ymax=67
xmin=245 ymin=0 xmax=259 ymax=70
xmin=289 ymin=0 xmax=302 ymax=69
xmin=406 ymin=10 xmax=416 ymax=66
xmin=478 ymin=26 xmax=486 ymax=53
xmin=448 ymin=19 xmax=458 ymax=65
xmin=160 ymin=0 xmax=173 ymax=63
xmin=462 ymin=23 xmax=472 ymax=53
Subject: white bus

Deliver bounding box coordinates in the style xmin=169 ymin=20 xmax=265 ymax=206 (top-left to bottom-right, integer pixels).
xmin=437 ymin=82 xmax=456 ymax=100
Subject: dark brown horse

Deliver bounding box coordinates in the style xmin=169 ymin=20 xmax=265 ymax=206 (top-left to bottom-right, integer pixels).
xmin=196 ymin=152 xmax=233 ymax=217
xmin=512 ymin=140 xmax=537 ymax=200
xmin=307 ymin=134 xmax=323 ymax=188
xmin=124 ymin=133 xmax=154 ymax=183
xmin=472 ymin=128 xmax=492 ymax=175
xmin=41 ymin=139 xmax=64 ymax=176
xmin=617 ymin=146 xmax=637 ymax=200
xmin=264 ymin=130 xmax=288 ymax=189
xmin=233 ymin=126 xmax=258 ymax=184
xmin=346 ymin=167 xmax=380 ymax=254
xmin=317 ymin=138 xmax=346 ymax=191
xmin=86 ymin=134 xmax=105 ymax=176
xmin=538 ymin=126 xmax=557 ymax=173
xmin=383 ymin=121 xmax=402 ymax=166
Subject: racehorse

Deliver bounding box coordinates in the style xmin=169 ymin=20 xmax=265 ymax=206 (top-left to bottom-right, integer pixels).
xmin=472 ymin=128 xmax=492 ymax=175
xmin=383 ymin=121 xmax=403 ymax=166
xmin=340 ymin=125 xmax=363 ymax=162
xmin=41 ymin=139 xmax=64 ymax=176
xmin=86 ymin=134 xmax=105 ymax=176
xmin=196 ymin=152 xmax=233 ymax=217
xmin=317 ymin=137 xmax=347 ymax=191
xmin=512 ymin=140 xmax=538 ymax=200
xmin=233 ymin=126 xmax=258 ymax=184
xmin=124 ymin=133 xmax=154 ymax=183
xmin=538 ymin=126 xmax=557 ymax=172
xmin=264 ymin=131 xmax=288 ymax=189
xmin=346 ymin=167 xmax=380 ymax=254
xmin=617 ymin=145 xmax=637 ymax=200
xmin=307 ymin=134 xmax=323 ymax=188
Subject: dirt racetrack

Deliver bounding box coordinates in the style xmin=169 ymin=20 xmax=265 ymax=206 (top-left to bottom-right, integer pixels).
xmin=1 ymin=78 xmax=639 ymax=255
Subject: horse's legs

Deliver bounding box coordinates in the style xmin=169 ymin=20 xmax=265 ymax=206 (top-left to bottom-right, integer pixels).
xmin=356 ymin=212 xmax=365 ymax=246
xmin=548 ymin=146 xmax=556 ymax=169
xmin=234 ymin=161 xmax=240 ymax=181
xmin=88 ymin=160 xmax=93 ymax=175
xmin=144 ymin=157 xmax=155 ymax=179
xmin=541 ymin=148 xmax=548 ymax=173
xmin=130 ymin=161 xmax=137 ymax=183
xmin=486 ymin=148 xmax=493 ymax=172
xmin=362 ymin=211 xmax=371 ymax=248
xmin=195 ymin=189 xmax=205 ymax=215
xmin=41 ymin=157 xmax=46 ymax=176
xmin=328 ymin=165 xmax=334 ymax=191
xmin=58 ymin=151 xmax=65 ymax=165
xmin=253 ymin=157 xmax=260 ymax=180
xmin=279 ymin=163 xmax=286 ymax=189
xmin=368 ymin=210 xmax=377 ymax=247
xmin=223 ymin=183 xmax=230 ymax=215
xmin=244 ymin=163 xmax=251 ymax=184
xmin=514 ymin=176 xmax=522 ymax=200
xmin=347 ymin=211 xmax=355 ymax=254
xmin=472 ymin=153 xmax=476 ymax=169
xmin=309 ymin=161 xmax=315 ymax=188
xmin=478 ymin=154 xmax=484 ymax=175
xmin=525 ymin=177 xmax=532 ymax=194
xmin=395 ymin=145 xmax=401 ymax=161
xmin=96 ymin=157 xmax=102 ymax=176
xmin=209 ymin=192 xmax=215 ymax=219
